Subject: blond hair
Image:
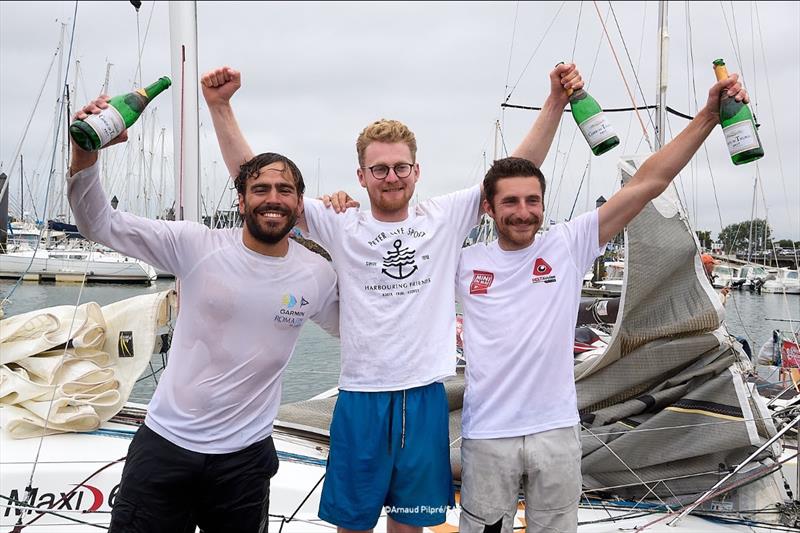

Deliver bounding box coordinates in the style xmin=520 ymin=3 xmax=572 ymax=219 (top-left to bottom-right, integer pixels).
xmin=356 ymin=119 xmax=417 ymax=167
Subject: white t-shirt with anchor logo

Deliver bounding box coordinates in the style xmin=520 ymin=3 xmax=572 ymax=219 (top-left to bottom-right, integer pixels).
xmin=456 ymin=210 xmax=606 ymax=439
xmin=304 ymin=186 xmax=481 ymax=391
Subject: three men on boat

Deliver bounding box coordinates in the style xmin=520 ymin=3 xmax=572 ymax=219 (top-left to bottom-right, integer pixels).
xmin=69 ymin=58 xmax=749 ymax=533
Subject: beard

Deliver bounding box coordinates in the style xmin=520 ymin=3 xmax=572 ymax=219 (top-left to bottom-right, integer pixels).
xmin=368 ymin=184 xmax=413 ymax=215
xmin=243 ymin=203 xmax=298 ymax=245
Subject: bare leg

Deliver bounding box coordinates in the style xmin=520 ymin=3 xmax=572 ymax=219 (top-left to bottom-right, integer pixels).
xmin=387 ymin=516 xmax=422 ymax=533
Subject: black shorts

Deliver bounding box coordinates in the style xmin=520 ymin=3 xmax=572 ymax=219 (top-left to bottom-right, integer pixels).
xmin=109 ymin=424 xmax=279 ymax=533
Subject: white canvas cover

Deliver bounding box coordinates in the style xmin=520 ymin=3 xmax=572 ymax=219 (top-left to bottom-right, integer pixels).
xmin=0 ymin=290 xmax=175 ymax=438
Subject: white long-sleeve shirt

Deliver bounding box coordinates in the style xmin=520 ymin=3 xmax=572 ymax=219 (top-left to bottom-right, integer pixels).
xmin=67 ymin=163 xmax=339 ymax=453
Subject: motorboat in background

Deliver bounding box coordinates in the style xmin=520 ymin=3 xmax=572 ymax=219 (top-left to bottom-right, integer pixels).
xmin=762 ymin=268 xmax=800 ymax=295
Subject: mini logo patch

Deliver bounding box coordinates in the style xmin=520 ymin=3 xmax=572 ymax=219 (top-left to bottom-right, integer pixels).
xmin=532 ymin=258 xmax=557 ymax=284
xmin=470 ymin=270 xmax=494 ymax=295
xmin=118 ymin=331 xmax=134 ymax=357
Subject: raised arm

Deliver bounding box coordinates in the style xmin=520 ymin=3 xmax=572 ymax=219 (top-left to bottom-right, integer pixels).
xmin=511 ymin=63 xmax=583 ymax=166
xmin=597 ymin=74 xmax=747 ymax=245
xmin=201 ymin=67 xmax=254 ymax=178
xmin=69 ymin=97 xmax=201 ymax=277
xmin=202 ymin=67 xmax=312 ymax=232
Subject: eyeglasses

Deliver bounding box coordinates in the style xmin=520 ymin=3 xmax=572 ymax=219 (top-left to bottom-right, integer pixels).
xmin=363 ymin=163 xmax=414 ymax=180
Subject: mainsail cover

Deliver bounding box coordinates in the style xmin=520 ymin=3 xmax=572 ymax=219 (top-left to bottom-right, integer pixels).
xmin=575 ymin=155 xmax=780 ymax=503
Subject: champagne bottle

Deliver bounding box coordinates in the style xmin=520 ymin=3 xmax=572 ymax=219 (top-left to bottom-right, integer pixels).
xmin=69 ymin=76 xmax=172 ymax=151
xmin=566 ymin=78 xmax=620 ymax=156
xmin=712 ymin=59 xmax=764 ymax=165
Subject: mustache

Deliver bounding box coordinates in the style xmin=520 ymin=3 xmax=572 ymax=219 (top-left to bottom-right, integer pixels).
xmin=505 ymin=215 xmax=540 ymax=226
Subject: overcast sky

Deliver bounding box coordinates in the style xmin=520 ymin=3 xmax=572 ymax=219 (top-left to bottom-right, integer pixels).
xmin=1 ymin=1 xmax=798 ymax=241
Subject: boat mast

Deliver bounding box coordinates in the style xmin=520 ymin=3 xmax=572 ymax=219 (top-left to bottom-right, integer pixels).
xmin=19 ymin=155 xmax=23 ymax=220
xmin=654 ymin=1 xmax=669 ymax=149
xmin=168 ymin=1 xmax=201 ymax=224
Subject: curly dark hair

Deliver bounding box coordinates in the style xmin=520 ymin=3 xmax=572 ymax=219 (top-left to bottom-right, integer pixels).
xmin=483 ymin=157 xmax=546 ymax=205
xmin=235 ymin=153 xmax=305 ymax=197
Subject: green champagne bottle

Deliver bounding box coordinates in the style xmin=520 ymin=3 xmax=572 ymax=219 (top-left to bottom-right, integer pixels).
xmin=569 ymin=87 xmax=620 ymax=156
xmin=713 ymin=59 xmax=764 ymax=165
xmin=69 ymin=76 xmax=172 ymax=151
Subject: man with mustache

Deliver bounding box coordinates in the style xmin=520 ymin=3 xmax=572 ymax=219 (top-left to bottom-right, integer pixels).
xmin=67 ymin=97 xmax=340 ymax=533
xmin=202 ymin=63 xmax=582 ymax=533
xmin=455 ymin=73 xmax=750 ymax=533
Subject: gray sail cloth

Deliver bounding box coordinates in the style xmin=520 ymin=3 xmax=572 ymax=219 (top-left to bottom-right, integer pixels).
xmin=575 ymin=157 xmax=779 ymax=501
xmin=277 ymin=156 xmax=781 ymax=505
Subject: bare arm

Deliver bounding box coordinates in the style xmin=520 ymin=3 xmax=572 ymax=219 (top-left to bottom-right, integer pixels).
xmin=201 ymin=66 xmax=310 ymax=232
xmin=598 ymin=74 xmax=748 ymax=245
xmin=511 ymin=63 xmax=583 ymax=166
xmin=201 ymin=67 xmax=254 ymax=177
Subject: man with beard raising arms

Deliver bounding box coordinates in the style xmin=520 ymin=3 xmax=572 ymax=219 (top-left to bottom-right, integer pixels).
xmin=202 ymin=63 xmax=582 ymax=533
xmin=455 ymin=73 xmax=750 ymax=532
xmin=68 ymin=97 xmax=340 ymax=533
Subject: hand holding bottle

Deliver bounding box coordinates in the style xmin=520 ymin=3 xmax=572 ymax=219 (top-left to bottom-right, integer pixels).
xmin=561 ymin=61 xmax=620 ymax=156
xmin=550 ymin=62 xmax=584 ymax=105
xmin=69 ymin=96 xmax=129 ymax=175
xmin=703 ymin=72 xmax=748 ymax=117
xmin=201 ymin=66 xmax=241 ymax=107
xmin=708 ymin=60 xmax=762 ymax=165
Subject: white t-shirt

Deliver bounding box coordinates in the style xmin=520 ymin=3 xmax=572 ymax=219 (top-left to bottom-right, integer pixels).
xmin=304 ymin=186 xmax=481 ymax=391
xmin=456 ymin=210 xmax=605 ymax=439
xmin=67 ymin=163 xmax=339 ymax=453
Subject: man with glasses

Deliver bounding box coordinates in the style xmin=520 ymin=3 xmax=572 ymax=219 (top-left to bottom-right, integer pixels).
xmin=202 ymin=63 xmax=582 ymax=533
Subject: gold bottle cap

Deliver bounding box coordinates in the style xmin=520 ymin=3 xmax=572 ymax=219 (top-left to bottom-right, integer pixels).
xmin=713 ymin=59 xmax=729 ymax=82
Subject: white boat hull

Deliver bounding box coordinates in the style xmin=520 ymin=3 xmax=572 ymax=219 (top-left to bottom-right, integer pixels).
xmin=1 ymin=417 xmax=793 ymax=532
xmin=0 ymin=252 xmax=156 ymax=283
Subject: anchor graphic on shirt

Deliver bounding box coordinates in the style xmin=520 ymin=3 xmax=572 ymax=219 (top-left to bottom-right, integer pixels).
xmin=381 ymin=239 xmax=418 ymax=280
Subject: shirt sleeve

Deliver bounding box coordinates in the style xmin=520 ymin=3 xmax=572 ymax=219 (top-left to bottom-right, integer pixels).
xmin=423 ymin=185 xmax=482 ymax=241
xmin=309 ymin=261 xmax=340 ymax=338
xmin=302 ymin=197 xmax=346 ymax=251
xmin=66 ymin=161 xmax=206 ymax=278
xmin=562 ymin=209 xmax=607 ymax=275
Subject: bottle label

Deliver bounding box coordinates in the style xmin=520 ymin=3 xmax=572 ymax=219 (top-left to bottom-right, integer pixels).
xmin=578 ymin=113 xmax=617 ymax=149
xmin=723 ymin=120 xmax=759 ymax=156
xmin=83 ymin=106 xmax=126 ymax=147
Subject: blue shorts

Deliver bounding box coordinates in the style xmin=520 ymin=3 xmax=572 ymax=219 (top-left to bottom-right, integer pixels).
xmin=319 ymin=382 xmax=454 ymax=530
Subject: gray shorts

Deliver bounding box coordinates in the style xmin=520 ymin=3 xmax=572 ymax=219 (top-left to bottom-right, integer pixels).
xmin=459 ymin=425 xmax=582 ymax=533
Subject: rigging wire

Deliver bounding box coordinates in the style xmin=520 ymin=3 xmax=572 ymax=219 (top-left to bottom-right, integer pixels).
xmin=718 ymin=1 xmax=747 ymax=87
xmin=504 ymin=1 xmax=568 ymax=102
xmin=10 ymin=3 xmax=88 ymax=526
xmin=621 ymin=1 xmax=649 ymax=153
xmin=608 ymin=1 xmax=657 ymax=136
xmin=570 ymin=1 xmax=583 ymax=62
xmin=590 ymin=0 xmax=653 ymax=152
xmin=500 ymin=0 xmax=520 ymax=135
xmin=753 ymin=1 xmax=800 ymax=271
xmin=0 ymin=38 xmax=61 ymax=205
xmin=546 ymin=5 xmax=610 ymax=220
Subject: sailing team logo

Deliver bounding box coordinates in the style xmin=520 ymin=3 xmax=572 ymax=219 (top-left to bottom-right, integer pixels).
xmin=470 ymin=270 xmax=494 ymax=295
xmin=381 ymin=239 xmax=418 ymax=280
xmin=275 ymin=294 xmax=309 ymax=327
xmin=281 ymin=294 xmax=309 ymax=309
xmin=531 ymin=257 xmax=557 ymax=284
